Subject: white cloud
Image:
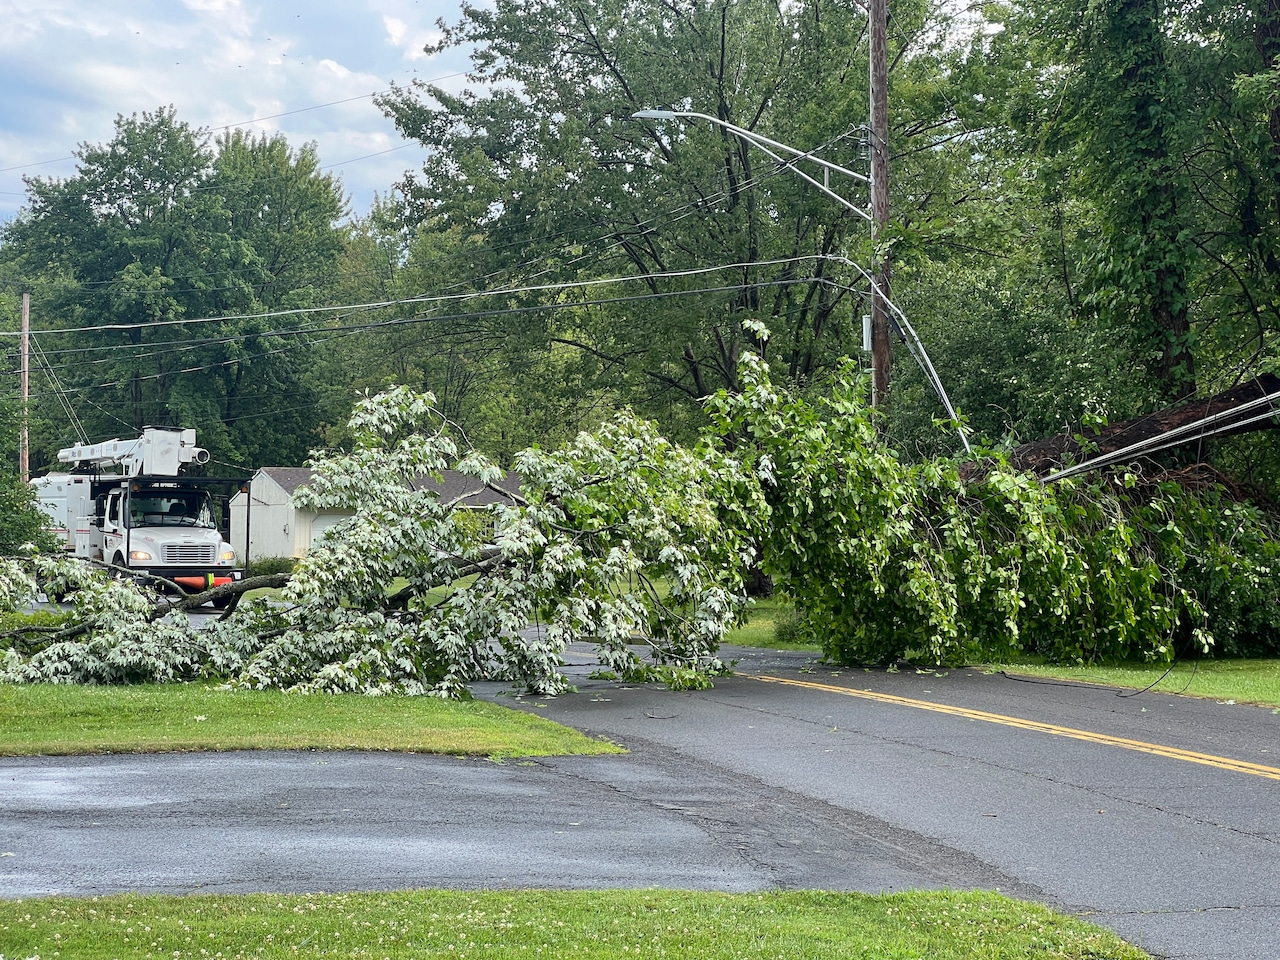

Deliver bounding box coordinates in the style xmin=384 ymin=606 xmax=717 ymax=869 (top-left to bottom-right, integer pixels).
xmin=0 ymin=0 xmax=475 ymax=222
xmin=182 ymin=0 xmax=255 ymax=36
xmin=382 ymin=14 xmax=441 ymax=61
xmin=384 ymin=15 xmax=410 ymax=48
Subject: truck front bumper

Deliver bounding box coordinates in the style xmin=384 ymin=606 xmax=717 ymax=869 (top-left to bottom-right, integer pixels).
xmin=149 ymin=570 xmax=242 ymax=592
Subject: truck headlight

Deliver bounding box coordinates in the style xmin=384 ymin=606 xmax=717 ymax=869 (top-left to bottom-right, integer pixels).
xmin=219 ymin=548 xmax=236 ymax=562
xmin=129 ymin=550 xmax=153 ymax=561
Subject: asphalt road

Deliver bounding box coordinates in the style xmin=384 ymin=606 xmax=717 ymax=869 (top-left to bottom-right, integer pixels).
xmin=2 ymin=644 xmax=1277 ymax=960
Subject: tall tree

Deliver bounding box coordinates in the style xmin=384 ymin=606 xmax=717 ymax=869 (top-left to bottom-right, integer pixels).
xmin=1 ymin=109 xmax=349 ymax=469
xmin=374 ymin=0 xmax=889 ymax=439
xmin=1070 ymin=0 xmax=1195 ymax=401
xmin=1000 ymin=0 xmax=1280 ymax=407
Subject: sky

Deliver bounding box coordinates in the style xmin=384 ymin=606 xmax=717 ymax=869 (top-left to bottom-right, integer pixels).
xmin=0 ymin=0 xmax=479 ymax=225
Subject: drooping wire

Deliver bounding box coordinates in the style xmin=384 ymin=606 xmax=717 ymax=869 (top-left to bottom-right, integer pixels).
xmin=29 ymin=332 xmax=90 ymax=443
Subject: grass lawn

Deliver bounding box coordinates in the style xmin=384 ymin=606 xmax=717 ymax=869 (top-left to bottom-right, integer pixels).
xmin=990 ymin=658 xmax=1280 ymax=709
xmin=0 ymin=889 xmax=1150 ymax=959
xmin=0 ymin=683 xmax=621 ymax=758
xmin=726 ymin=594 xmax=819 ymax=650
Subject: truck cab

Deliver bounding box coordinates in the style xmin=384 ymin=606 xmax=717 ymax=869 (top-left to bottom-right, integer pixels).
xmin=95 ymin=483 xmax=238 ymax=592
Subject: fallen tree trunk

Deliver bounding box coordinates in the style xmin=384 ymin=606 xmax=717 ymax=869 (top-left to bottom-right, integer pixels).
xmin=968 ymin=373 xmax=1280 ymax=479
xmin=178 ymin=573 xmax=293 ymax=618
xmin=4 ymin=573 xmax=293 ymax=650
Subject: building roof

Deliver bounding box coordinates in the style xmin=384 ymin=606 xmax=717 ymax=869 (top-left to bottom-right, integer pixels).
xmin=417 ymin=469 xmax=524 ymax=507
xmin=256 ymin=466 xmax=522 ymax=507
xmin=258 ymin=466 xmax=315 ymax=496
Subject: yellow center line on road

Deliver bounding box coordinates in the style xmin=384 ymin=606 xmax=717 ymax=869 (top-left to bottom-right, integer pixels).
xmin=742 ymin=673 xmax=1280 ymax=782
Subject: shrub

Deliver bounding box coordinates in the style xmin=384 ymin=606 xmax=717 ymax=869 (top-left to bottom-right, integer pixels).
xmin=772 ymin=608 xmax=809 ymax=648
xmin=244 ymin=556 xmax=298 ymax=578
xmin=0 ymin=469 xmax=60 ymax=556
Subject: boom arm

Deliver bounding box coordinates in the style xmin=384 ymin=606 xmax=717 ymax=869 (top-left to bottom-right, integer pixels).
xmin=58 ymin=427 xmax=210 ymax=477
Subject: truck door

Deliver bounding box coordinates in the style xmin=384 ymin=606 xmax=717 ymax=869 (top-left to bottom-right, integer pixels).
xmin=103 ymin=490 xmax=125 ymax=565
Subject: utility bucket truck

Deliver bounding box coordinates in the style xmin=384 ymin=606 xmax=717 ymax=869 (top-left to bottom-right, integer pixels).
xmin=33 ymin=427 xmax=247 ymax=604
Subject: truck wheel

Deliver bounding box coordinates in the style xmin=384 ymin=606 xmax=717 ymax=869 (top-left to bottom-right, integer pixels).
xmin=211 ymin=593 xmax=233 ymax=610
xmin=37 ymin=577 xmax=68 ymax=604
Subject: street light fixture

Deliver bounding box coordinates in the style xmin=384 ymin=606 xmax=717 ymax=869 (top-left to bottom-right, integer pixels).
xmin=630 ymin=108 xmax=971 ymax=454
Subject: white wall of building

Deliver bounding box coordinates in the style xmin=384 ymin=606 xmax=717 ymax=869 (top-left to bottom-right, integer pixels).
xmin=230 ymin=472 xmax=296 ymax=563
xmin=229 ymin=469 xmax=352 ymax=564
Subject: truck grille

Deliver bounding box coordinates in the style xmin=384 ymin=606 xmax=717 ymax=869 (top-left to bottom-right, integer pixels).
xmin=162 ymin=543 xmax=216 ymax=564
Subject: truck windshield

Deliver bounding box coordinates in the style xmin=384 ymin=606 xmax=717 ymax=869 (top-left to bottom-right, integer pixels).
xmin=128 ymin=491 xmax=216 ymax=529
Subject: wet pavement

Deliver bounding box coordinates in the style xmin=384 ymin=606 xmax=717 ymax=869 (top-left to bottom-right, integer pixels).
xmin=3 ymin=643 xmax=1278 ymax=960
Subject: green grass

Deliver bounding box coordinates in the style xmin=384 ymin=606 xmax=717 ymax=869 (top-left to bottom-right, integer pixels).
xmin=0 ymin=684 xmax=622 ymax=758
xmin=0 ymin=607 xmax=74 ymax=633
xmin=991 ymin=658 xmax=1280 ymax=709
xmin=727 ymin=595 xmax=820 ymax=651
xmin=0 ymin=889 xmax=1150 ymax=959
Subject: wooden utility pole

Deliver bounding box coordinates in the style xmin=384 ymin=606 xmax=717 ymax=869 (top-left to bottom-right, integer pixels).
xmin=868 ymin=0 xmax=892 ymax=406
xmin=20 ymin=292 xmax=30 ymax=484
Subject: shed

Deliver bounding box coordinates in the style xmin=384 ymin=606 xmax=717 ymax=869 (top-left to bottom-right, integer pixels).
xmin=229 ymin=466 xmax=522 ymax=564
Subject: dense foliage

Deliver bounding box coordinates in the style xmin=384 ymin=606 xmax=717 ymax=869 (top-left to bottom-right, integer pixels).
xmin=8 ymin=0 xmax=1280 ymax=468
xmin=713 ymin=347 xmax=1280 ymax=665
xmin=992 ymin=0 xmax=1280 ymax=408
xmin=0 ymin=471 xmax=58 ymax=557
xmin=365 ymin=0 xmax=1031 ymax=452
xmin=1 ymin=109 xmax=349 ymax=471
xmin=0 ymin=405 xmax=59 ymax=555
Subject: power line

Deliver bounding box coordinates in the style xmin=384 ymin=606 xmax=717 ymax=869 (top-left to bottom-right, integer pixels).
xmin=13 ymin=288 xmax=847 ymax=441
xmin=0 ymin=257 xmax=845 ymax=339
xmin=8 ymin=260 xmax=867 ymax=411
xmin=0 ymin=156 xmax=75 ymax=175
xmin=14 ymin=270 xmax=836 ymax=388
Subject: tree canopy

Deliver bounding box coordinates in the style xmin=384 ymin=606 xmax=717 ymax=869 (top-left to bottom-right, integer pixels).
xmin=1 ymin=108 xmax=349 ymax=471
xmin=8 ymin=2 xmax=1280 ymax=467
xmin=372 ymin=0 xmax=920 ymax=441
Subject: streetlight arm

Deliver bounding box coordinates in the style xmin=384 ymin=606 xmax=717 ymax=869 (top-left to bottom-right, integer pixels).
xmin=631 ymin=110 xmax=872 ymax=186
xmin=722 ymin=129 xmax=874 ymax=224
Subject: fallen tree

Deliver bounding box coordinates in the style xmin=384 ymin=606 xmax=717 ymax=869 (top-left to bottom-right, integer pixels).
xmin=708 ymin=342 xmax=1280 ymax=665
xmin=6 ymin=340 xmax=1280 ymax=692
xmin=2 ymin=386 xmax=762 ymax=693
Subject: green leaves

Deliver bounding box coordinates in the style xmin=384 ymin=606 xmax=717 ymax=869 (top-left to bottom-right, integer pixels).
xmin=3 ymin=108 xmax=348 ymax=469
xmin=717 ymin=347 xmax=1280 ymax=666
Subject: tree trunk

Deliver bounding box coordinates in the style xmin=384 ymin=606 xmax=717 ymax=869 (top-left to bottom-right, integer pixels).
xmin=980 ymin=373 xmax=1280 ymax=477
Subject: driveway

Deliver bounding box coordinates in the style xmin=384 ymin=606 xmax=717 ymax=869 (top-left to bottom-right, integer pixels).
xmin=2 ymin=643 xmax=1277 ymax=960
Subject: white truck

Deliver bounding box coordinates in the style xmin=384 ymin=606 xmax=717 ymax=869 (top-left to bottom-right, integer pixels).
xmin=32 ymin=427 xmax=244 ymax=602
